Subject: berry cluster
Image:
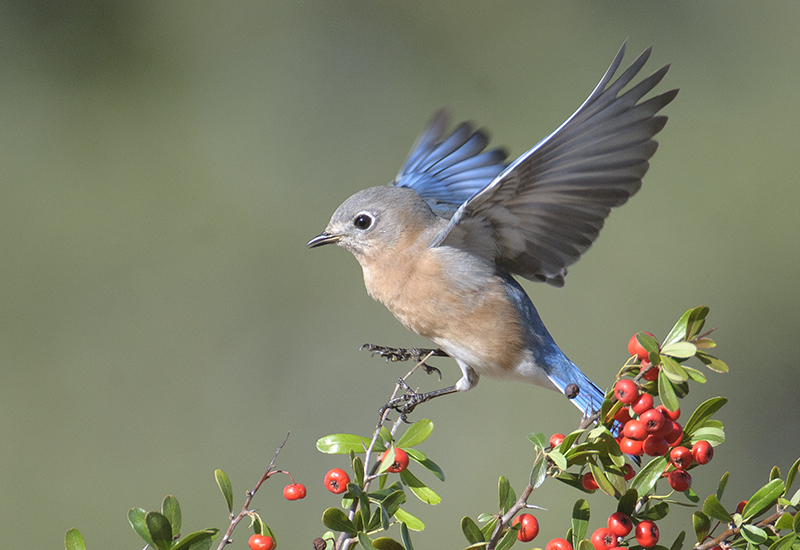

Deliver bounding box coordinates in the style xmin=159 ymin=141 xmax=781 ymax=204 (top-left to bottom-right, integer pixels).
xmin=589 ymin=513 xmax=659 ymax=549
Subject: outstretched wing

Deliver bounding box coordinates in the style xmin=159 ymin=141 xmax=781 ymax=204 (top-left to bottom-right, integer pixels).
xmin=435 ymin=42 xmax=678 ymax=286
xmin=392 ymin=109 xmax=509 ymax=217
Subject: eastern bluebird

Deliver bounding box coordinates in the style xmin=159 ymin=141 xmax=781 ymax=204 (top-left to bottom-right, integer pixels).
xmin=308 ymin=43 xmax=677 ymax=419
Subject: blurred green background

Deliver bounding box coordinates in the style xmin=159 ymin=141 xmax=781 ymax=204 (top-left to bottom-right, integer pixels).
xmin=2 ymin=2 xmax=799 ymax=548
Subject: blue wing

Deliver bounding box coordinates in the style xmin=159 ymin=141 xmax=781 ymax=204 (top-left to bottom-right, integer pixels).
xmin=392 ymin=109 xmax=508 ymax=217
xmin=433 ymin=43 xmax=678 ymax=286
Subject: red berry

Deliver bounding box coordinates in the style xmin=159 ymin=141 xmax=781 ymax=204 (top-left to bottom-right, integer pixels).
xmin=650 ymin=418 xmax=675 ymax=438
xmin=546 ymin=538 xmax=574 ymax=550
xmin=665 ymin=421 xmax=684 ymax=446
xmin=324 ymin=468 xmax=350 ymax=494
xmin=736 ymin=500 xmax=747 ymax=514
xmin=656 ymin=404 xmax=681 ymax=421
xmin=643 ymin=435 xmax=669 ymax=457
xmin=582 ymin=472 xmax=599 ymax=491
xmin=628 ymin=332 xmax=654 ymax=361
xmin=622 ymin=419 xmax=647 ymax=440
xmin=248 ymin=534 xmax=274 ymax=550
xmin=283 ymin=483 xmax=306 ymax=500
xmin=640 ymin=409 xmax=665 ymax=433
xmin=692 ymin=440 xmax=714 ymax=464
xmin=550 ymin=433 xmax=565 ymax=448
xmin=608 ymin=512 xmax=633 ymax=537
xmin=380 ymin=448 xmax=410 ymax=473
xmin=614 ymin=407 xmax=632 ymax=424
xmin=635 ymin=521 xmax=659 ymax=548
xmin=641 ymin=362 xmax=660 ymax=381
xmin=614 ymin=379 xmax=639 ymax=404
xmin=591 ymin=527 xmax=619 ymax=550
xmin=669 ymin=446 xmax=693 ymax=469
xmin=619 ymin=437 xmax=644 ymax=456
xmin=631 ymin=393 xmax=654 ymax=415
xmin=513 ymin=513 xmax=539 ymax=542
xmin=668 ymin=469 xmax=692 ymax=492
xmin=623 ymin=464 xmax=636 ymax=480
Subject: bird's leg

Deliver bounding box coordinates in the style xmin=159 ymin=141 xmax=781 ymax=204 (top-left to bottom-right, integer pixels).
xmin=381 ymin=379 xmax=459 ymax=419
xmin=360 ymin=344 xmax=448 ymax=378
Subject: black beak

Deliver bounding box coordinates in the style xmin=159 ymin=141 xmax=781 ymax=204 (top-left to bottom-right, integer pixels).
xmin=307 ymin=232 xmax=340 ymax=248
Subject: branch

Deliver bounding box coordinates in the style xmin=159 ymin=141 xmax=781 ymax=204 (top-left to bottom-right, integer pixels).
xmin=215 ymin=432 xmax=290 ymax=550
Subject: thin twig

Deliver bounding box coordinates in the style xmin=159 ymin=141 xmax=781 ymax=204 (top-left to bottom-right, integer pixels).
xmin=215 ymin=432 xmax=291 ymax=550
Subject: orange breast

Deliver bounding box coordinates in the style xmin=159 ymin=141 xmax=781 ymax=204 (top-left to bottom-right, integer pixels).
xmin=361 ymin=243 xmax=526 ymax=374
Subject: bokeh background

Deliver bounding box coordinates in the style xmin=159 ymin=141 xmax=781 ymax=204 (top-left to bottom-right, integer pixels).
xmin=2 ymin=2 xmax=799 ymax=548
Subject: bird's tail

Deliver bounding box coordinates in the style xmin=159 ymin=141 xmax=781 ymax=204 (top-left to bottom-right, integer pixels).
xmin=548 ymin=364 xmax=641 ymax=466
xmin=548 ymin=364 xmax=607 ymax=419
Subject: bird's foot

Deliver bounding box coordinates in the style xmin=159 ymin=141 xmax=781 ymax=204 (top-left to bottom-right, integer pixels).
xmin=360 ymin=344 xmax=447 ymax=379
xmin=380 ymin=379 xmax=458 ymax=420
xmin=380 ymin=378 xmax=429 ymax=420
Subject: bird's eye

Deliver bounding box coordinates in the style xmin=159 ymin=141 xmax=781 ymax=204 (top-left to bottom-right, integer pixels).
xmin=353 ymin=213 xmax=373 ymax=230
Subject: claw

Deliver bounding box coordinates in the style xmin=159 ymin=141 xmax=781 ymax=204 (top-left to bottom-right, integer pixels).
xmin=360 ymin=343 xmax=448 ymax=365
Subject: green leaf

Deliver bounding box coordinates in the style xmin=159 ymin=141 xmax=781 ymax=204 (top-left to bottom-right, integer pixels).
xmin=128 ymin=508 xmax=155 ymax=547
xmin=498 ymin=476 xmax=516 ymax=514
xmin=400 ymin=470 xmax=441 ymax=505
xmin=684 ymin=397 xmax=728 ymax=436
xmin=660 ymin=356 xmax=688 ymax=383
xmin=658 ymin=371 xmax=681 ymax=412
xmin=775 ymin=513 xmax=795 ymax=531
xmin=395 ymin=508 xmax=425 ymax=531
xmin=405 ymin=448 xmax=445 ymax=481
xmin=353 ymin=454 xmax=366 ymax=486
xmin=322 ymin=507 xmax=357 ymax=535
xmin=528 ymin=432 xmax=548 ymax=450
xmin=692 ymin=512 xmax=711 ymax=543
xmin=696 ymin=351 xmax=729 ymax=373
xmin=495 ymin=525 xmax=519 ymax=550
xmin=560 ymin=429 xmax=587 ymax=454
xmin=171 ymin=529 xmax=219 ymax=550
xmin=618 ymin=489 xmax=638 ymax=517
xmin=794 ymin=511 xmax=800 ymax=535
xmin=357 ymin=532 xmax=373 ymax=550
xmin=548 ymin=449 xmax=568 ymax=472
xmin=462 ymin=516 xmax=485 ymax=544
xmin=769 ymin=534 xmax=798 ymax=550
xmin=661 ymin=341 xmax=698 ymax=359
xmin=664 ymin=306 xmax=709 ymax=345
xmin=690 ymin=426 xmax=726 ymax=445
xmin=316 ymin=434 xmax=372 ymax=454
xmin=162 ymin=495 xmax=181 ymax=537
xmin=578 ymin=539 xmax=595 ymax=550
xmin=401 ymin=522 xmax=415 ymax=550
xmin=396 ymin=419 xmax=434 ymax=448
xmin=702 ymin=494 xmax=733 ymax=523
xmin=481 ymin=517 xmax=499 ymax=542
xmin=742 ymin=525 xmax=769 ymax=545
xmin=375 ymin=489 xmax=406 ymax=518
xmin=372 ymin=537 xmax=406 ymax=550
xmin=631 ymin=456 xmax=669 ymax=498
xmin=589 ymin=461 xmax=617 ymax=497
xmin=214 ymin=469 xmax=234 ymax=514
xmin=145 ymin=511 xmax=173 ymax=550
xmin=771 ymin=467 xmax=783 ymax=482
xmin=572 ymin=499 xmax=590 ymax=543
xmin=716 ymin=472 xmax=730 ymax=501
xmin=786 ymin=458 xmax=800 ymax=494
xmin=743 ymin=479 xmax=786 ymax=521
xmin=670 ymin=531 xmax=686 ymax=550
xmin=65 ymin=528 xmax=86 ymax=550
xmin=639 ymin=501 xmax=670 ymax=521
xmin=378 ymin=426 xmax=393 ymax=445
xmin=530 ymin=452 xmax=548 ymax=489
xmin=682 ymin=366 xmax=707 ymax=384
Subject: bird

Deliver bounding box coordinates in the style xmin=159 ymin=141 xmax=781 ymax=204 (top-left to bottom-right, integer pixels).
xmin=307 ymin=43 xmax=677 ymax=420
